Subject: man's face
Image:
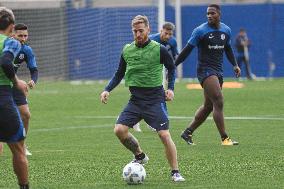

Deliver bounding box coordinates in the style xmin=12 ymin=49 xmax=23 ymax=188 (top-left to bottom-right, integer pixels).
xmin=160 ymin=29 xmax=173 ymax=42
xmin=14 ymin=29 xmax=28 ymax=44
xmin=132 ymin=22 xmax=149 ymax=45
xmin=207 ymin=7 xmax=220 ymax=25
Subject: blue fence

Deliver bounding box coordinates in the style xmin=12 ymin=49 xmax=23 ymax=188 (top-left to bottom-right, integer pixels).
xmin=66 ymin=3 xmax=284 ymax=79
xmin=66 ymin=6 xmax=158 ymax=79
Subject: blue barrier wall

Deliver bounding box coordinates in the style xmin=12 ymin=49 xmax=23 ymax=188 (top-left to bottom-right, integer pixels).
xmin=66 ymin=3 xmax=284 ymax=79
xmin=66 ymin=7 xmax=158 ymax=79
xmin=181 ymin=4 xmax=284 ymax=78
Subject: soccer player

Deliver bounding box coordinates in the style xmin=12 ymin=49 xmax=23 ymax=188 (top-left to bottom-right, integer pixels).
xmin=176 ymin=4 xmax=241 ymax=145
xmin=150 ymin=22 xmax=179 ymax=60
xmin=13 ymin=23 xmax=38 ymax=156
xmin=0 ymin=7 xmax=30 ymax=189
xmin=235 ymin=28 xmax=253 ymax=80
xmin=132 ymin=22 xmax=179 ymax=132
xmin=100 ymin=15 xmax=185 ymax=182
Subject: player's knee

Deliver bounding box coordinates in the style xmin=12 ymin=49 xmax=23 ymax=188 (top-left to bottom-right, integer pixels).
xmin=203 ymin=104 xmax=213 ymax=113
xmin=22 ymin=111 xmax=31 ymax=121
xmin=113 ymin=124 xmax=127 ymax=136
xmin=213 ymin=97 xmax=224 ymax=110
xmin=158 ymin=130 xmax=171 ymax=141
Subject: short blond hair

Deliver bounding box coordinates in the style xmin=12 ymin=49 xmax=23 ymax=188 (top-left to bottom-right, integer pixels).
xmin=131 ymin=15 xmax=149 ymax=27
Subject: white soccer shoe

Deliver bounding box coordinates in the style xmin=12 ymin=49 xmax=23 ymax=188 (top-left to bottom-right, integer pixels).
xmin=131 ymin=154 xmax=149 ymax=165
xmin=25 ymin=146 xmax=32 ymax=156
xmin=172 ymin=173 xmax=185 ymax=182
xmin=133 ymin=123 xmax=142 ymax=132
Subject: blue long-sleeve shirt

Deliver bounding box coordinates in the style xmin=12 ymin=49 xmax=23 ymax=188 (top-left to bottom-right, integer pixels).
xmin=14 ymin=44 xmax=38 ymax=83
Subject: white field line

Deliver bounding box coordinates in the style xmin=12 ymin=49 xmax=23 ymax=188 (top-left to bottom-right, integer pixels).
xmin=75 ymin=115 xmax=284 ymax=121
xmin=31 ymin=124 xmax=111 ymax=132
xmin=30 ymin=116 xmax=284 ymax=133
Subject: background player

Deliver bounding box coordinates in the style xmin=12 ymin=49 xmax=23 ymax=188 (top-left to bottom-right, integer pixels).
xmin=13 ymin=23 xmax=38 ymax=156
xmin=176 ymin=4 xmax=241 ymax=146
xmin=0 ymin=6 xmax=30 ymax=189
xmin=235 ymin=28 xmax=254 ymax=80
xmin=100 ymin=15 xmax=185 ymax=182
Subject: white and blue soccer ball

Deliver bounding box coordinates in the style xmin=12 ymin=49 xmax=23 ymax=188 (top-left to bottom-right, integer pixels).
xmin=122 ymin=162 xmax=146 ymax=184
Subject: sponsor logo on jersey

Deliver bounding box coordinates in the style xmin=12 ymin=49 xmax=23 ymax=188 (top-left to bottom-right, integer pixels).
xmin=208 ymin=45 xmax=224 ymax=50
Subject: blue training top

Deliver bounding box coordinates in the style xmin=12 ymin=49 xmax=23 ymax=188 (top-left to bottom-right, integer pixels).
xmin=14 ymin=43 xmax=38 ymax=83
xmin=150 ymin=33 xmax=178 ymax=60
xmin=187 ymin=22 xmax=233 ymax=73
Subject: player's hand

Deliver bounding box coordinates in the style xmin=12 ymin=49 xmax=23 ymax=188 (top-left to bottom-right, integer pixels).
xmin=165 ymin=89 xmax=174 ymax=101
xmin=16 ymin=79 xmax=29 ymax=97
xmin=233 ymin=66 xmax=241 ymax=78
xmin=100 ymin=91 xmax=110 ymax=104
xmin=27 ymin=80 xmax=35 ymax=89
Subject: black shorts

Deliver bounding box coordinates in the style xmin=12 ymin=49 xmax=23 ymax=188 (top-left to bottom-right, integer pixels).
xmin=0 ymin=87 xmax=25 ymax=143
xmin=12 ymin=86 xmax=28 ymax=106
xmin=116 ymin=101 xmax=169 ymax=131
xmin=197 ymin=67 xmax=223 ymax=87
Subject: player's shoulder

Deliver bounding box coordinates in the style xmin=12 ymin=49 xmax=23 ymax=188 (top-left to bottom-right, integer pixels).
xmin=192 ymin=22 xmax=209 ymax=35
xmin=123 ymin=41 xmax=135 ymax=51
xmin=220 ymin=22 xmax=231 ymax=34
xmin=22 ymin=44 xmax=34 ymax=53
xmin=149 ymin=33 xmax=160 ymax=40
xmin=4 ymin=37 xmax=21 ymax=48
xmin=195 ymin=22 xmax=208 ymax=31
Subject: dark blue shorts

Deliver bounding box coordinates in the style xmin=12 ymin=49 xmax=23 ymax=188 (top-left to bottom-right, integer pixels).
xmin=197 ymin=67 xmax=223 ymax=87
xmin=116 ymin=101 xmax=169 ymax=131
xmin=12 ymin=87 xmax=28 ymax=106
xmin=0 ymin=87 xmax=25 ymax=143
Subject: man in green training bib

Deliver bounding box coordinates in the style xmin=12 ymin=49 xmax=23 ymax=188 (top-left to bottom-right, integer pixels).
xmin=100 ymin=15 xmax=185 ymax=182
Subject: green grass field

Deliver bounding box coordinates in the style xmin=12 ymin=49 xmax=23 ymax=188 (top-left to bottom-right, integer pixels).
xmin=1 ymin=79 xmax=284 ymax=188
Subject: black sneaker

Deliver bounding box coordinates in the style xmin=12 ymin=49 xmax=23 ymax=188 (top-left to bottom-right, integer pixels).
xmin=181 ymin=131 xmax=195 ymax=145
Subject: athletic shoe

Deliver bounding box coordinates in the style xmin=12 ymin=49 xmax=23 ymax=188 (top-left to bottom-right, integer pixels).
xmin=172 ymin=173 xmax=185 ymax=182
xmin=221 ymin=137 xmax=239 ymax=146
xmin=181 ymin=131 xmax=195 ymax=145
xmin=25 ymin=146 xmax=32 ymax=156
xmin=133 ymin=123 xmax=142 ymax=132
xmin=131 ymin=154 xmax=149 ymax=165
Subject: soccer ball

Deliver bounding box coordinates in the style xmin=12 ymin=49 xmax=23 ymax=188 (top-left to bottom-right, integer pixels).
xmin=122 ymin=162 xmax=146 ymax=184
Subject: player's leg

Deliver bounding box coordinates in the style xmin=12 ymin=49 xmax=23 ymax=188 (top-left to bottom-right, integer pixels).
xmin=144 ymin=103 xmax=184 ymax=181
xmin=181 ymin=90 xmax=213 ymax=145
xmin=13 ymin=88 xmax=32 ymax=156
xmin=0 ymin=94 xmax=29 ymax=188
xmin=243 ymin=57 xmax=253 ymax=80
xmin=203 ymin=75 xmax=238 ymax=145
xmin=7 ymin=140 xmax=29 ymax=188
xmin=158 ymin=130 xmax=177 ymax=169
xmin=18 ymin=105 xmax=31 ymax=134
xmin=114 ymin=101 xmax=148 ymax=164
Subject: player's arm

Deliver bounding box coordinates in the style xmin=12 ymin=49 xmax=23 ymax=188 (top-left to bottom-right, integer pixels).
xmin=100 ymin=55 xmax=126 ymax=104
xmin=175 ymin=43 xmax=194 ymax=66
xmin=225 ymin=43 xmax=241 ymax=78
xmin=26 ymin=46 xmax=38 ymax=89
xmin=0 ymin=52 xmax=27 ymax=95
xmin=160 ymin=45 xmax=176 ymax=101
xmin=175 ymin=27 xmax=199 ymax=66
xmin=172 ymin=38 xmax=179 ymax=60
